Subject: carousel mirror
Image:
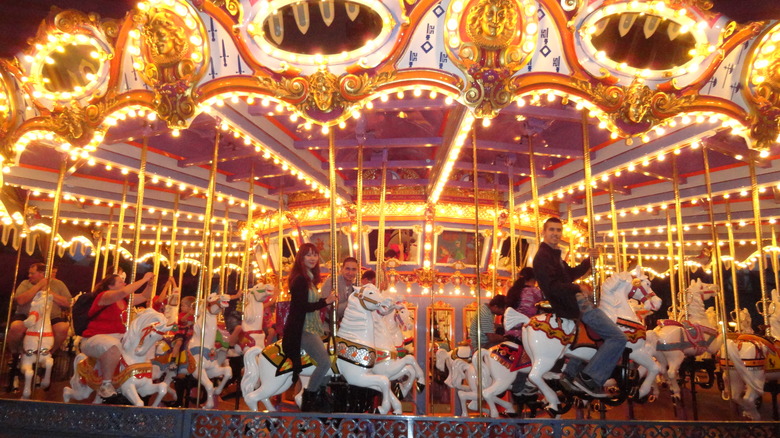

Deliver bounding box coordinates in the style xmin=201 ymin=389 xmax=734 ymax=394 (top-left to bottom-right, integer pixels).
xmin=40 ymin=44 xmax=102 ymax=93
xmin=398 ymin=302 xmax=418 ymax=413
xmin=462 ymin=302 xmax=477 ymax=343
xmin=366 ymin=227 xmax=420 ymax=263
xmin=426 ymin=301 xmax=453 ymax=415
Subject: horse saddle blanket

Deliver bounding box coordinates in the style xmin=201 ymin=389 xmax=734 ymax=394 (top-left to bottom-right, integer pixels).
xmin=76 ymin=356 xmax=152 ymax=389
xmin=657 ymin=319 xmax=717 ymax=355
xmin=262 ymin=340 xmax=317 ymax=376
xmin=489 ymin=342 xmax=530 ymax=372
xmin=526 ymin=313 xmax=575 ymax=345
xmin=336 ymin=337 xmax=377 ymax=368
xmin=720 ymin=334 xmax=780 ymax=371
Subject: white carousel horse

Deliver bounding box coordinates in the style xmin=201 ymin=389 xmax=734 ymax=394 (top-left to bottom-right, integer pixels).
xmin=434 ymin=344 xmax=496 ymax=415
xmin=63 ymin=308 xmax=175 ymax=406
xmin=721 ymin=289 xmax=780 ymax=419
xmin=372 ymin=300 xmax=425 ymax=399
xmin=653 ymin=279 xmax=720 ymax=401
xmin=242 ymin=284 xmax=403 ymax=414
xmin=20 ymin=291 xmax=54 ymax=399
xmin=236 ymin=283 xmax=274 ymax=353
xmin=732 ymin=308 xmax=754 ymax=334
xmin=515 ymin=266 xmax=661 ymax=417
xmin=184 ymin=293 xmax=233 ymax=409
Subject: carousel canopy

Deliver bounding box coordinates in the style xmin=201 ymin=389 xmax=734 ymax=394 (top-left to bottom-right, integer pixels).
xmin=0 ymin=0 xmax=779 ymax=274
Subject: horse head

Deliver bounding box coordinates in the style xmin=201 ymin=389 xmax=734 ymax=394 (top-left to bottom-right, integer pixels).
xmin=628 ymin=265 xmax=661 ymax=312
xmin=354 ymin=283 xmax=391 ymax=312
xmin=247 ymin=283 xmax=274 ymax=303
xmin=206 ymin=293 xmax=230 ymax=314
xmin=686 ymin=278 xmax=717 ymax=302
xmin=393 ymin=301 xmax=415 ymax=332
xmin=24 ymin=291 xmax=53 ymax=329
xmin=124 ymin=308 xmax=175 ymax=357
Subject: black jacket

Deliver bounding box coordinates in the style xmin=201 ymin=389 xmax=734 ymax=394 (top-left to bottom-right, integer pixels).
xmin=533 ymin=242 xmax=591 ymax=319
xmin=281 ymin=275 xmax=328 ymax=376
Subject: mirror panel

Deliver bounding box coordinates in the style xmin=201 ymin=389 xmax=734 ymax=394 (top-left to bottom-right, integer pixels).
xmin=426 ymin=301 xmax=453 ymax=415
xmin=462 ymin=302 xmax=478 ymax=344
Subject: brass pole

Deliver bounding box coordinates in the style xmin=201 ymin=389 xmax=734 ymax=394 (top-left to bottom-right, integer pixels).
xmin=508 ymin=165 xmax=517 ymax=278
xmin=702 ymin=147 xmax=730 ymax=399
xmin=219 ymin=204 xmax=229 ymax=294
xmin=581 ymin=112 xmax=598 ymax=304
xmin=150 ymin=215 xmax=163 ymax=303
xmin=725 ymin=201 xmax=741 ymax=330
xmin=101 ymin=208 xmax=113 ymax=280
xmin=621 ymin=234 xmax=628 ymax=276
xmin=472 ymin=125 xmax=484 ymax=415
xmin=113 ymin=179 xmax=128 ymax=274
xmin=169 ymin=193 xmax=180 ymax=283
xmin=91 ymin=232 xmax=104 ymax=290
xmin=127 ymin=138 xmax=149 ymax=326
xmin=277 ymin=194 xmax=284 ymax=296
xmin=749 ymin=159 xmax=770 ymax=335
xmin=1 ymin=191 xmax=30 ymax=383
xmin=772 ymin=227 xmax=779 ymax=305
xmin=672 ymin=155 xmax=687 ymax=320
xmin=666 ymin=209 xmax=678 ymax=320
xmin=377 ymin=158 xmax=387 ymax=286
xmin=492 ymin=193 xmax=499 ymax=293
xmin=608 ymin=182 xmax=621 ymax=272
xmin=36 ymin=158 xmax=68 ymax=397
xmin=528 ymin=135 xmax=541 ymax=246
xmin=328 ymin=130 xmax=338 ymax=356
xmin=241 ymin=166 xmax=255 ymax=316
xmin=194 ymin=128 xmax=220 ymax=403
xmin=356 ymin=144 xmax=364 ymax=273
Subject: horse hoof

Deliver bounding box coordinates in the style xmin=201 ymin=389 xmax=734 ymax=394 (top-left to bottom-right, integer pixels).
xmin=416 ymin=383 xmax=426 ymax=392
xmin=545 ymin=406 xmax=561 ymax=418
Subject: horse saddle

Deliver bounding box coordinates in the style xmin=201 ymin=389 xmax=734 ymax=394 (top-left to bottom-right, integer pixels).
xmin=570 ymin=321 xmax=604 ymax=351
xmin=489 ymin=342 xmax=530 ymax=372
xmin=262 ymin=340 xmax=318 ymax=376
xmin=658 ymin=319 xmax=717 ymax=355
xmin=75 ymin=356 xmax=152 ymax=390
xmin=720 ymin=334 xmax=780 ymax=371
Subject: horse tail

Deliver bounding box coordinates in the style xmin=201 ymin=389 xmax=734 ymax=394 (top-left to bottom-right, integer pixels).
xmin=725 ymin=338 xmax=764 ymax=394
xmin=241 ymin=346 xmax=263 ymax=396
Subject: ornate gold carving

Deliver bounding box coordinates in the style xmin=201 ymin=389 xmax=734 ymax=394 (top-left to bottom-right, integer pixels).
xmin=259 ymin=69 xmax=394 ymax=119
xmin=574 ymin=78 xmax=696 ymax=135
xmin=212 ymin=0 xmax=244 ymax=24
xmin=465 ymin=0 xmax=517 ymax=50
xmin=138 ymin=6 xmax=207 ymax=128
xmin=745 ymin=24 xmax=780 ymax=151
xmin=414 ymin=267 xmax=436 ymax=288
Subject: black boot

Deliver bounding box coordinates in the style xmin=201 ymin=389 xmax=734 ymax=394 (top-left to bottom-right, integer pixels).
xmin=301 ymin=389 xmax=318 ymax=412
xmin=318 ymin=387 xmax=333 ymax=413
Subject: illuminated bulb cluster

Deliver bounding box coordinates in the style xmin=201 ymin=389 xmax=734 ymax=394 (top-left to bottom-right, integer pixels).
xmin=246 ymin=0 xmax=394 ymax=68
xmin=23 ymin=32 xmax=110 ymax=102
xmin=578 ymin=1 xmax=715 ymax=79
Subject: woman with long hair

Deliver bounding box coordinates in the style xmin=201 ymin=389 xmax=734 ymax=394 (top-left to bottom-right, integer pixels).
xmin=281 ymin=242 xmax=336 ymax=412
xmin=80 ymin=272 xmax=154 ymax=399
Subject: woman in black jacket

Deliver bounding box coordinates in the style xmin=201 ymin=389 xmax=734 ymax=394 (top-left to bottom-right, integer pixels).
xmin=281 ymin=242 xmax=336 ymax=412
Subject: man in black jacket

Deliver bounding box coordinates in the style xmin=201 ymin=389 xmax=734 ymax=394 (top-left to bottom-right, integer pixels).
xmin=533 ymin=217 xmax=626 ymax=398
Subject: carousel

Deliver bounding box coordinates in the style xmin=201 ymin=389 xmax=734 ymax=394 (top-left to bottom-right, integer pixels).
xmin=0 ymin=0 xmax=779 ymax=436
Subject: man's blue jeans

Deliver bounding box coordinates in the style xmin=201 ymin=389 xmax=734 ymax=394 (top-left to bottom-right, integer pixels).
xmin=564 ymin=293 xmax=628 ymax=385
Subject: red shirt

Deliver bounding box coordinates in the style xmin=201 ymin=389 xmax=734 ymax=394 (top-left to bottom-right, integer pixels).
xmin=82 ymin=291 xmax=128 ymax=337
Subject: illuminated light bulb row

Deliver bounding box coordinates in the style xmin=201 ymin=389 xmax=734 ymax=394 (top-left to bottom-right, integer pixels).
xmin=430 ymin=113 xmax=475 ymax=203
xmin=205 ymin=97 xmax=332 ymax=198
xmin=578 ymin=0 xmax=714 ymax=80
xmin=247 ymin=0 xmax=393 ymax=68
xmin=23 ymin=32 xmax=110 ymax=102
xmin=750 ymin=26 xmax=780 ymax=86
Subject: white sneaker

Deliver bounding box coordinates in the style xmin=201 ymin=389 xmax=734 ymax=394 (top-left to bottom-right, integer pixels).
xmin=97 ymin=382 xmax=117 ymax=398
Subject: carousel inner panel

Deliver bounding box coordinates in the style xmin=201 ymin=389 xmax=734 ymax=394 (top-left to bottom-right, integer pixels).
xmin=1 ymin=0 xmax=780 ymax=429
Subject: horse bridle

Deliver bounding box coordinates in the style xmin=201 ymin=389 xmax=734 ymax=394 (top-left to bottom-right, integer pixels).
xmin=139 ymin=322 xmax=170 ymax=345
xmin=629 ymin=277 xmax=656 ymax=304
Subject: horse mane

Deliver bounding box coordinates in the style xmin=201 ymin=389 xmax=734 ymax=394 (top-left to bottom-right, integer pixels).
xmin=122 ymin=308 xmax=163 ymax=353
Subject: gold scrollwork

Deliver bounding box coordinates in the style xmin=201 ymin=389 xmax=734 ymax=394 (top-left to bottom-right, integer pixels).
xmin=574 ymin=78 xmax=696 ymax=133
xmin=415 ymin=267 xmax=436 ymax=288
xmin=211 ymin=0 xmax=244 ymax=24
xmin=48 ymin=97 xmax=115 ymax=146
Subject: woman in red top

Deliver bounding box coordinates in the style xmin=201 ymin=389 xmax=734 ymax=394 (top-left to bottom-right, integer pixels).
xmin=80 ymin=272 xmax=154 ymax=398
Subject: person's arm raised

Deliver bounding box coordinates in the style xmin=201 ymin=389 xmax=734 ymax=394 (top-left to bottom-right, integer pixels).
xmin=97 ymin=272 xmax=155 ymax=306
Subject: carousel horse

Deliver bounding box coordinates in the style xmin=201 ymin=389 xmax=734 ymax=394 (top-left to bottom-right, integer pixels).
xmin=720 ymin=289 xmax=780 ymax=419
xmin=19 ymin=291 xmax=54 ymax=399
xmin=433 ymin=344 xmax=501 ymax=415
xmin=242 ymin=284 xmax=403 ymax=414
xmin=516 ymin=266 xmax=661 ymax=417
xmin=653 ymin=279 xmax=720 ymax=401
xmin=183 ymin=293 xmax=233 ymax=409
xmin=372 ymin=300 xmax=425 ymax=399
xmin=236 ymin=283 xmax=275 ymax=353
xmin=63 ymin=308 xmax=175 ymax=406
